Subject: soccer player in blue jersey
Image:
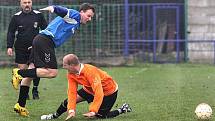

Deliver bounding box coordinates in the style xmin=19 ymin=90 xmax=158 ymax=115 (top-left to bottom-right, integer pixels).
xmin=12 ymin=3 xmax=95 ymax=117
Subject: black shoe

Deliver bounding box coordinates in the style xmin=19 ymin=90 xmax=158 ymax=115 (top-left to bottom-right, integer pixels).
xmin=32 ymin=91 xmax=39 ymax=100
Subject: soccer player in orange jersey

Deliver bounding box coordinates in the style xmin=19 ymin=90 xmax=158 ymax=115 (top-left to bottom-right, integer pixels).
xmin=41 ymin=54 xmax=132 ymax=120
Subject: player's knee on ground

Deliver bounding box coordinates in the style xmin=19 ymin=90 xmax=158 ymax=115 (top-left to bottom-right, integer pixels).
xmin=96 ymin=110 xmax=110 ymax=119
xmin=96 ymin=113 xmax=114 ymax=119
xmin=96 ymin=114 xmax=107 ymax=119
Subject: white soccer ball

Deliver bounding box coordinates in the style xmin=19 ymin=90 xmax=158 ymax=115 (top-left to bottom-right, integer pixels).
xmin=195 ymin=103 xmax=212 ymax=120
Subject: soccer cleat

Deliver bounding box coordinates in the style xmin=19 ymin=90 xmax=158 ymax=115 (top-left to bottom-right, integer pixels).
xmin=41 ymin=113 xmax=58 ymax=120
xmin=120 ymin=103 xmax=132 ymax=113
xmin=14 ymin=103 xmax=29 ymax=117
xmin=11 ymin=68 xmax=23 ymax=90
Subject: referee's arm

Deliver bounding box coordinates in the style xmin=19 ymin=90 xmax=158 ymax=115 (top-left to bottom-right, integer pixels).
xmin=7 ymin=16 xmax=17 ymax=49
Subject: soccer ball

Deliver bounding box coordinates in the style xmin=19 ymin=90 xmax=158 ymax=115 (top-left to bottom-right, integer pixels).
xmin=195 ymin=103 xmax=212 ymax=120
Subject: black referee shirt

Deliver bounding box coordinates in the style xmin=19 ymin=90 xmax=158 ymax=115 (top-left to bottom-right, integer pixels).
xmin=7 ymin=9 xmax=47 ymax=50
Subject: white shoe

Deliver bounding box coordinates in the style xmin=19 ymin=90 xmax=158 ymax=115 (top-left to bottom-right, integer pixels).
xmin=41 ymin=113 xmax=57 ymax=120
xmin=120 ymin=103 xmax=132 ymax=113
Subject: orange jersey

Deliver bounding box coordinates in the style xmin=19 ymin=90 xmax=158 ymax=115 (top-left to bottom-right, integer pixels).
xmin=67 ymin=64 xmax=118 ymax=113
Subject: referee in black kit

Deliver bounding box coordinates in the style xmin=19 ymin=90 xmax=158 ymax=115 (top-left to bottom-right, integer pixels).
xmin=7 ymin=0 xmax=47 ymax=99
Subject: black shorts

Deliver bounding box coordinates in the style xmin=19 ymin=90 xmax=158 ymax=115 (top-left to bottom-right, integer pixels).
xmin=29 ymin=34 xmax=57 ymax=69
xmin=78 ymin=88 xmax=118 ymax=117
xmin=15 ymin=49 xmax=31 ymax=64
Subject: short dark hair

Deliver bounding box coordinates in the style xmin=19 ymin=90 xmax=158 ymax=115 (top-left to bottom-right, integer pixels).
xmin=79 ymin=3 xmax=95 ymax=13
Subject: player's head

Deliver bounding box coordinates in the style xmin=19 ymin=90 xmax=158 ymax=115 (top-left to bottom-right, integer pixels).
xmin=79 ymin=3 xmax=95 ymax=24
xmin=20 ymin=0 xmax=32 ymax=13
xmin=63 ymin=54 xmax=80 ymax=74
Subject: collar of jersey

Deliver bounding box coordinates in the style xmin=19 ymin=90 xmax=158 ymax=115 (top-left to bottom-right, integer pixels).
xmin=77 ymin=63 xmax=84 ymax=75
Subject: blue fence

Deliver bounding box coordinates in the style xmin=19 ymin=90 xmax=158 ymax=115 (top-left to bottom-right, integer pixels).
xmin=124 ymin=1 xmax=185 ymax=63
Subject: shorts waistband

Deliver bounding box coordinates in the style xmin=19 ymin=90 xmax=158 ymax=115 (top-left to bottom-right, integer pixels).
xmin=38 ymin=34 xmax=56 ymax=47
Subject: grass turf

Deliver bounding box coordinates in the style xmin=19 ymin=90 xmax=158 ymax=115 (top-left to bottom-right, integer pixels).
xmin=0 ymin=63 xmax=215 ymax=121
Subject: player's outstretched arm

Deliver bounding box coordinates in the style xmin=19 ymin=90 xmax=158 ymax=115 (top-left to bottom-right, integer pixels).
xmin=40 ymin=6 xmax=54 ymax=13
xmin=40 ymin=6 xmax=68 ymax=18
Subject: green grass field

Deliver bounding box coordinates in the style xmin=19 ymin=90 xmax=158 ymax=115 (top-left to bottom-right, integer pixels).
xmin=1 ymin=63 xmax=215 ymax=121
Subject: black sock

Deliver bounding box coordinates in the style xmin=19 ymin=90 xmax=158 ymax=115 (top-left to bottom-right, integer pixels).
xmin=32 ymin=77 xmax=40 ymax=93
xmin=32 ymin=86 xmax=38 ymax=93
xmin=18 ymin=68 xmax=37 ymax=78
xmin=18 ymin=86 xmax=30 ymax=107
xmin=33 ymin=77 xmax=40 ymax=86
xmin=56 ymin=99 xmax=68 ymax=117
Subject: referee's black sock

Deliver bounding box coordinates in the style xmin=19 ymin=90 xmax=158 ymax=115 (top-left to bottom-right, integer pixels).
xmin=33 ymin=77 xmax=40 ymax=87
xmin=18 ymin=68 xmax=37 ymax=78
xmin=32 ymin=77 xmax=40 ymax=92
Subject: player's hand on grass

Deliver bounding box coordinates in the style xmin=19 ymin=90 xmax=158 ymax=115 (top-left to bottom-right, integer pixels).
xmin=40 ymin=6 xmax=54 ymax=13
xmin=65 ymin=110 xmax=75 ymax=121
xmin=82 ymin=112 xmax=96 ymax=118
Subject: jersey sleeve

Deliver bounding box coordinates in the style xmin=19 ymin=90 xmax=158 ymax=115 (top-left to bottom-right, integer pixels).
xmin=85 ymin=72 xmax=104 ymax=113
xmin=67 ymin=74 xmax=78 ymax=111
xmin=53 ymin=5 xmax=68 ymax=18
xmin=7 ymin=15 xmax=17 ymax=48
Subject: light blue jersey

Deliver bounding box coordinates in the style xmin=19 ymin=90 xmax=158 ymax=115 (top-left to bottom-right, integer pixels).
xmin=40 ymin=6 xmax=81 ymax=47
